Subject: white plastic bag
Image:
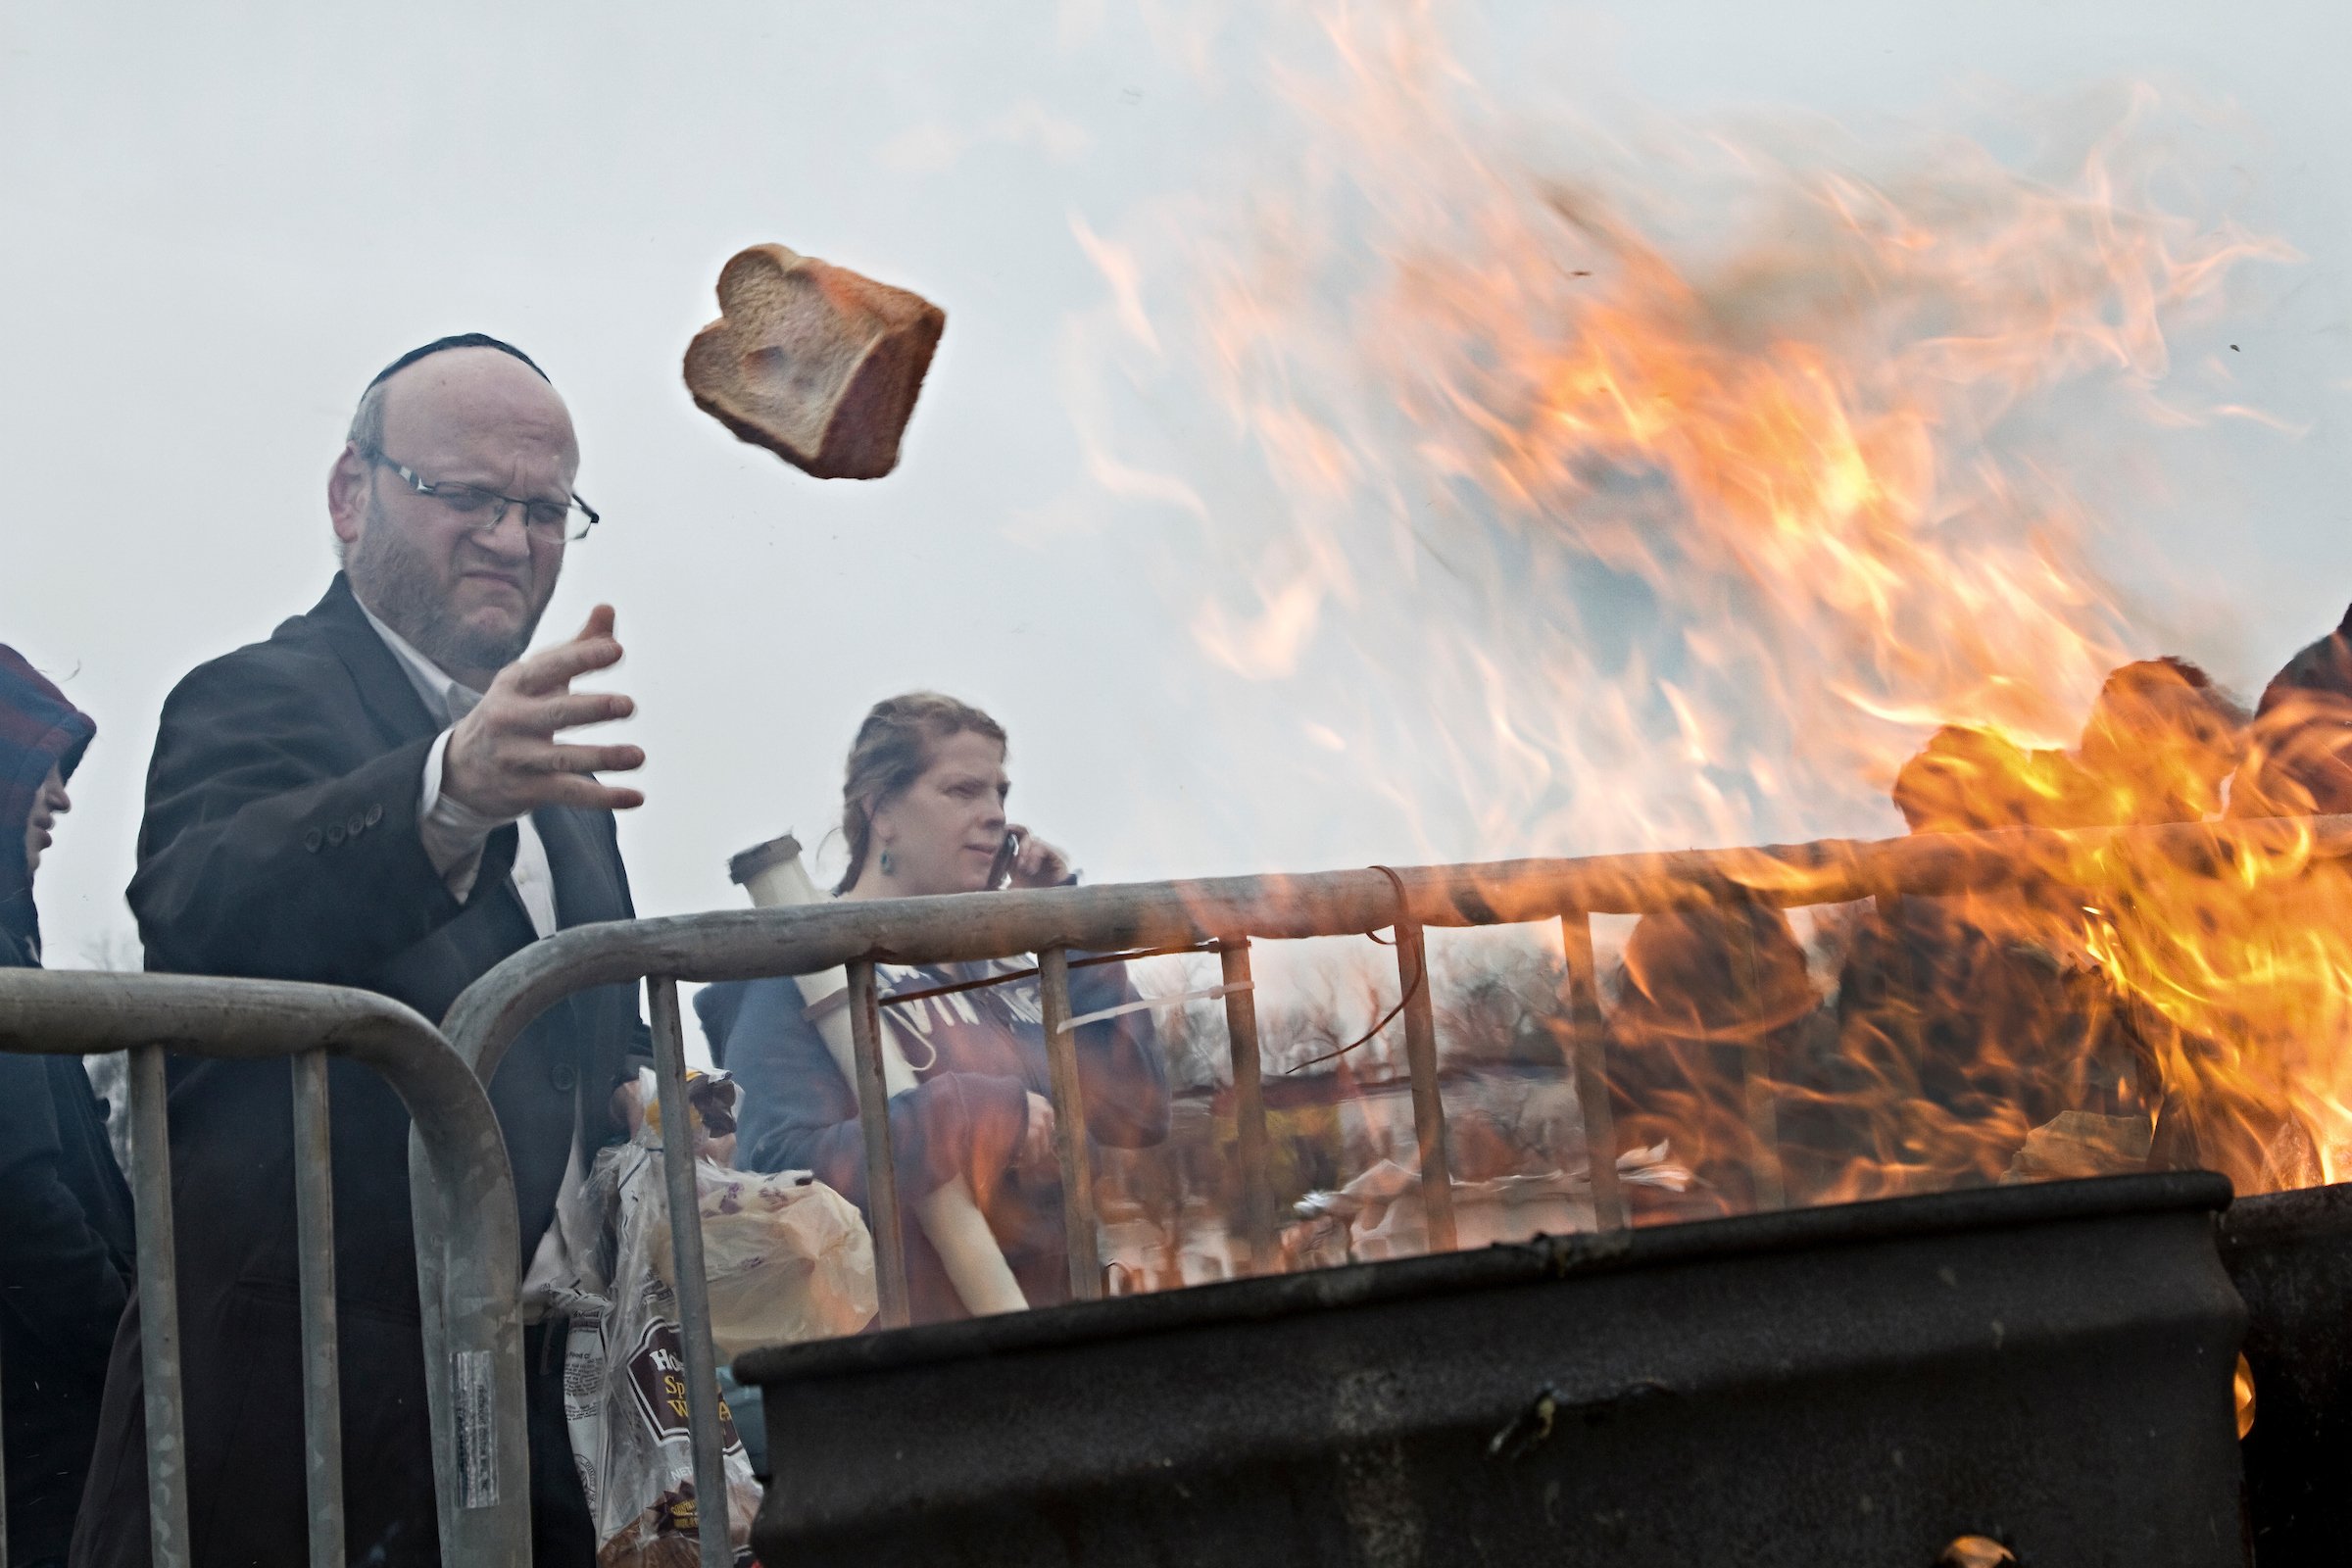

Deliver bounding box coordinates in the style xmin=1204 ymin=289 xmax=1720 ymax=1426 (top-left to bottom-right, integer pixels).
xmin=673 ymin=1163 xmax=877 ymax=1360
xmin=564 ymin=1071 xmax=775 ymax=1566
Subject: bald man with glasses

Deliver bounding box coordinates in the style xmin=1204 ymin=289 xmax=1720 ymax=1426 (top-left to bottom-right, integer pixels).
xmin=76 ymin=336 xmax=649 ymax=1568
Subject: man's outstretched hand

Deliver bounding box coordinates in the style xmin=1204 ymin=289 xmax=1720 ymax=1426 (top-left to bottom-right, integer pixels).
xmin=442 ymin=606 xmax=645 ymax=819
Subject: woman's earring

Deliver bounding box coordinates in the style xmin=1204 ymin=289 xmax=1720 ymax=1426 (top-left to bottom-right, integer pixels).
xmin=880 ymin=847 xmax=895 ymax=876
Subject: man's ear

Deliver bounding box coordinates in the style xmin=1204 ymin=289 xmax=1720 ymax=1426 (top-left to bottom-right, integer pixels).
xmin=327 ymin=443 xmax=369 ymax=551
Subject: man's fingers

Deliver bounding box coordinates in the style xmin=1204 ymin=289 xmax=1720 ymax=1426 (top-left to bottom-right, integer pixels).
xmin=512 ymin=636 xmax=623 ymax=697
xmin=511 ymin=626 xmax=625 ymax=696
xmin=521 ymin=690 xmax=636 ymax=733
xmin=446 ymin=605 xmax=640 ymax=817
xmin=534 ymin=742 xmax=645 ymax=776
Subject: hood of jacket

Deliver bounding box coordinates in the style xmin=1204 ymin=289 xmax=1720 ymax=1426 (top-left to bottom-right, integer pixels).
xmin=0 ymin=646 xmax=96 ymax=962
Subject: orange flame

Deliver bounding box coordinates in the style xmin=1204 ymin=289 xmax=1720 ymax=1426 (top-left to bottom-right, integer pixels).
xmin=1076 ymin=6 xmax=2338 ymax=1215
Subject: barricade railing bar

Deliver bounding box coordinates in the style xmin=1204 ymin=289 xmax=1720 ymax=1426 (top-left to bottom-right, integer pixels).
xmin=440 ymin=808 xmax=2352 ymax=1568
xmin=0 ymin=970 xmax=530 ymax=1568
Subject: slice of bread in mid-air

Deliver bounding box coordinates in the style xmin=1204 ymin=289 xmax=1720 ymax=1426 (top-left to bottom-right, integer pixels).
xmin=684 ymin=244 xmax=946 ymax=480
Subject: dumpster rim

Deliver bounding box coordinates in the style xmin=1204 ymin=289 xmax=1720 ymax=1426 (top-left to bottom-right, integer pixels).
xmin=736 ymin=1168 xmax=2231 ymax=1387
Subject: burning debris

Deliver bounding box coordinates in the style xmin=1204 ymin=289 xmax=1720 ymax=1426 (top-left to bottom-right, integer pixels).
xmin=1603 ymin=901 xmax=1814 ymax=1217
xmin=1077 ymin=622 xmax=2340 ymax=1263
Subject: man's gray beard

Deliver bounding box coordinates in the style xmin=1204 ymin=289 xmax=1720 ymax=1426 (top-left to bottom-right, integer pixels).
xmin=348 ymin=494 xmax=546 ymax=682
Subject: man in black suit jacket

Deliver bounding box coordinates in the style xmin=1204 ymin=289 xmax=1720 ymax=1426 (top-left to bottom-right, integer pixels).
xmin=74 ymin=336 xmax=649 ymax=1568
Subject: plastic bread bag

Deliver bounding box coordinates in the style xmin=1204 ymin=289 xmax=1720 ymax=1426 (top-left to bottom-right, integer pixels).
xmin=566 ymin=1069 xmax=770 ymax=1567
xmin=626 ymin=1066 xmax=878 ymax=1354
xmin=653 ymin=1160 xmax=877 ymax=1361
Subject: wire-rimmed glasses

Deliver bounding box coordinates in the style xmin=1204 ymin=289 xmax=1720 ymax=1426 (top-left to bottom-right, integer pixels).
xmin=363 ymin=448 xmax=599 ymax=541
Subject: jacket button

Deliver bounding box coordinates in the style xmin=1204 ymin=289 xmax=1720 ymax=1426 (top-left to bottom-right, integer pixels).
xmin=304 ymin=828 xmax=323 ymax=853
xmin=365 ymin=803 xmax=385 ymax=827
xmin=550 ymin=1062 xmax=578 ymax=1093
xmin=326 ymin=823 xmax=345 ymax=846
xmin=347 ymin=811 xmax=367 ymax=837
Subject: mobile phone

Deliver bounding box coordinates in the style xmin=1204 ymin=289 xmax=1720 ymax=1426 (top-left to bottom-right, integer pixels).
xmin=988 ymin=829 xmax=1022 ymax=890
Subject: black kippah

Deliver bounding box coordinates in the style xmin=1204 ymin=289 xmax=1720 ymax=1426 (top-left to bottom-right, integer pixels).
xmin=365 ymin=332 xmax=550 ymax=392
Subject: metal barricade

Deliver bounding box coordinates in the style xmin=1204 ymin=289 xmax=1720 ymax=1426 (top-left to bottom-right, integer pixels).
xmin=0 ymin=969 xmax=532 ymax=1568
xmin=439 ymin=811 xmax=2352 ymax=1568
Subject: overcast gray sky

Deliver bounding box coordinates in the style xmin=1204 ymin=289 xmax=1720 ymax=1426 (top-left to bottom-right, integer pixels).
xmin=6 ymin=0 xmax=2351 ymax=988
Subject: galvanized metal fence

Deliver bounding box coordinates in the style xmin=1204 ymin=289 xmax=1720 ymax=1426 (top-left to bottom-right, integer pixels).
xmin=439 ymin=810 xmax=2352 ymax=1568
xmin=0 ymin=969 xmax=531 ymax=1568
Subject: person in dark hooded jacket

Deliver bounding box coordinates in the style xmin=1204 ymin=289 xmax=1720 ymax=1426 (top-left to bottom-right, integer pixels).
xmin=0 ymin=646 xmax=134 ymax=1568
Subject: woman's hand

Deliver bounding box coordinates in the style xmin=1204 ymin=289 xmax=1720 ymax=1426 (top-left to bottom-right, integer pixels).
xmin=1005 ymin=825 xmax=1073 ymax=889
xmin=1016 ymin=1090 xmax=1059 ymax=1174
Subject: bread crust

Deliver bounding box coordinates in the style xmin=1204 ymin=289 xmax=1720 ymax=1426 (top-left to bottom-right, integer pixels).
xmin=684 ymin=243 xmax=946 ymax=480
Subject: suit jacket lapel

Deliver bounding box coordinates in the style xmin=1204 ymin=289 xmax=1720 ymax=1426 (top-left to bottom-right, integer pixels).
xmin=530 ymin=805 xmax=631 ymax=1151
xmin=308 ymin=573 xmax=444 ymax=751
xmin=310 ymin=574 xmax=547 ymax=941
xmin=532 ymin=807 xmax=623 ymax=931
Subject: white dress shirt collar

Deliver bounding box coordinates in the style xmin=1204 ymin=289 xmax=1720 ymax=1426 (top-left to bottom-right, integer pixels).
xmin=354 ymin=597 xmax=482 ymax=726
xmin=352 ymin=591 xmax=560 ymax=942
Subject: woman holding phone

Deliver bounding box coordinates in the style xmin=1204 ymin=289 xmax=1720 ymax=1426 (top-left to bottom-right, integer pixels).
xmin=702 ymin=692 xmax=1171 ymax=1323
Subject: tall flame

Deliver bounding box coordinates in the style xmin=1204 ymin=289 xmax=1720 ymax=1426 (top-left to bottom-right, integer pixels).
xmin=1071 ymin=5 xmax=2345 ymax=1209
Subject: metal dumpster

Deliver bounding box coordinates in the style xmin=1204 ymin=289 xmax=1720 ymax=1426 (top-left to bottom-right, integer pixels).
xmin=2218 ymin=1180 xmax=2352 ymax=1566
xmin=739 ymin=1171 xmax=2245 ymax=1568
